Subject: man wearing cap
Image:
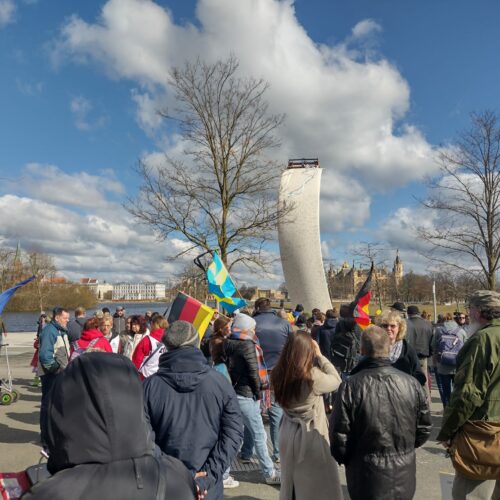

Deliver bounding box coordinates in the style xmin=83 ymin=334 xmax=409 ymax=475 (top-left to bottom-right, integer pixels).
xmin=112 ymin=306 xmax=126 ymax=337
xmin=406 ymin=305 xmax=433 ymax=400
xmin=390 ymin=301 xmax=407 ymax=318
xmin=143 ymin=320 xmax=243 ymax=500
xmin=437 ymin=290 xmax=500 ymax=499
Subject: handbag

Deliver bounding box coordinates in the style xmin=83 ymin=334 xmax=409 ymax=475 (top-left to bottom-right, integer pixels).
xmin=450 ymin=420 xmax=500 ymax=480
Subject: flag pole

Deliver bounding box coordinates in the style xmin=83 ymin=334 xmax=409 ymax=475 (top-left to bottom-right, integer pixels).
xmin=432 ymin=280 xmax=437 ymax=323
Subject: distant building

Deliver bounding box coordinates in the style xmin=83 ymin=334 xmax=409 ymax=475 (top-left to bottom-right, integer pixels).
xmin=112 ymin=282 xmax=166 ymax=301
xmin=327 ymin=251 xmax=404 ymax=301
xmin=45 ymin=276 xmax=68 ymax=284
xmin=242 ymin=288 xmax=288 ymax=302
xmin=79 ymin=278 xmax=113 ymax=299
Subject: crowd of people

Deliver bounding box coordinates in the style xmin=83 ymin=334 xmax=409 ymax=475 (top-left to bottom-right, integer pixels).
xmin=23 ymin=291 xmax=499 ymax=499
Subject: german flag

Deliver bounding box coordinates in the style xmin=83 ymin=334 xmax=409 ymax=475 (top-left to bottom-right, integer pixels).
xmin=351 ymin=263 xmax=373 ymax=330
xmin=167 ymin=292 xmax=215 ymax=338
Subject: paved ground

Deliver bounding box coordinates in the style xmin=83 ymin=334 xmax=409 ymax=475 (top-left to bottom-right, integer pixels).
xmin=0 ymin=332 xmax=455 ymax=499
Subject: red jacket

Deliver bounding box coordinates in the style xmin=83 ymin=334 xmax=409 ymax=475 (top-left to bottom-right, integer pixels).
xmin=74 ymin=329 xmax=112 ymax=353
xmin=132 ymin=328 xmax=164 ymax=371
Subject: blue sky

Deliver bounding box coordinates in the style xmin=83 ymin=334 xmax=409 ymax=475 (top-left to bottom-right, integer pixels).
xmin=1 ymin=0 xmax=499 ymax=285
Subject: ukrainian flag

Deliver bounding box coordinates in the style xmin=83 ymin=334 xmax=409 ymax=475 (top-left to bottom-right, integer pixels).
xmin=206 ymin=252 xmax=246 ymax=314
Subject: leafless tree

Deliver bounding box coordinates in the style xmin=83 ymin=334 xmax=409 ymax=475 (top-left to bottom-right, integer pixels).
xmin=170 ymin=263 xmax=208 ymax=302
xmin=127 ymin=57 xmax=291 ymax=271
xmin=419 ymin=110 xmax=500 ymax=290
xmin=0 ymin=248 xmax=15 ymax=291
xmin=26 ymin=250 xmax=57 ymax=312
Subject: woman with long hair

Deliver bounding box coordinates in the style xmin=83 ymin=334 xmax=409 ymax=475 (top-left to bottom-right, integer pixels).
xmin=209 ymin=317 xmax=231 ymax=375
xmin=271 ymin=331 xmax=342 ymax=500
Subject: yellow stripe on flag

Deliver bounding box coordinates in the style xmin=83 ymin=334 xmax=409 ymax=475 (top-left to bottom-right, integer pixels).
xmin=192 ymin=303 xmax=214 ymax=338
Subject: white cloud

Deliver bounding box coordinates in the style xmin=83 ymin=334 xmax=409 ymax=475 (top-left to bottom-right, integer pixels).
xmin=70 ymin=95 xmax=107 ymax=131
xmin=12 ymin=163 xmax=125 ymax=209
xmin=319 ymin=171 xmax=371 ymax=233
xmin=16 ymin=79 xmax=44 ymax=96
xmin=130 ymin=89 xmax=165 ymax=134
xmin=51 ymin=0 xmax=439 ymax=227
xmin=39 ymin=0 xmax=453 ymax=283
xmin=351 ymin=19 xmax=382 ymax=39
xmin=0 ymin=193 xmax=192 ymax=283
xmin=0 ymin=0 xmax=15 ymax=27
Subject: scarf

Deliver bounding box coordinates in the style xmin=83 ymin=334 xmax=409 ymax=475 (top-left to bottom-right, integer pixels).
xmin=390 ymin=340 xmax=403 ymax=363
xmin=230 ymin=327 xmax=271 ymax=410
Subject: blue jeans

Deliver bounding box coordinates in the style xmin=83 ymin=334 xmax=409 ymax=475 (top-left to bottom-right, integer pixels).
xmin=241 ymin=393 xmax=283 ymax=461
xmin=440 ymin=373 xmax=455 ymax=407
xmin=432 ymin=367 xmax=445 ymax=406
xmin=267 ymin=395 xmax=283 ymax=460
xmin=237 ymin=396 xmax=275 ymax=477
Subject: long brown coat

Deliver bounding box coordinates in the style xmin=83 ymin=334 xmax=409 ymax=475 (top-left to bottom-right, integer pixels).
xmin=279 ymin=355 xmax=343 ymax=500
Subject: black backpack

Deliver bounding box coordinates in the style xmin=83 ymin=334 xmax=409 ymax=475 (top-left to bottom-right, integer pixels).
xmin=330 ymin=327 xmax=359 ymax=374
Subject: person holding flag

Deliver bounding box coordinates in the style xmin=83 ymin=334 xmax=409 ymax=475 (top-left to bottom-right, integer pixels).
xmin=328 ymin=265 xmax=375 ymax=381
xmin=350 ymin=262 xmax=374 ymax=331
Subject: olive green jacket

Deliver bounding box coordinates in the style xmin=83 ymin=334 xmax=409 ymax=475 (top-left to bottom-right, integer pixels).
xmin=437 ymin=319 xmax=500 ymax=441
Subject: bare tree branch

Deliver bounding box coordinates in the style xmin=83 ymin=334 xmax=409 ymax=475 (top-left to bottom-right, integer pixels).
xmin=419 ymin=110 xmax=500 ymax=290
xmin=126 ymin=57 xmax=292 ymax=270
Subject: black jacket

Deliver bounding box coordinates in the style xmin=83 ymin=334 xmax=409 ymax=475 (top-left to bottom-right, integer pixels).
xmin=23 ymin=352 xmax=196 ymax=500
xmin=317 ymin=318 xmax=338 ymax=360
xmin=330 ymin=358 xmax=431 ymax=500
xmin=224 ymin=337 xmax=261 ymax=399
xmin=67 ymin=317 xmax=85 ymax=342
xmin=406 ymin=316 xmax=434 ymax=357
xmin=143 ymin=347 xmax=242 ymax=500
xmin=392 ymin=339 xmax=427 ymax=386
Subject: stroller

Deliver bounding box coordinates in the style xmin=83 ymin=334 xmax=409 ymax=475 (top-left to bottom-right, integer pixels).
xmin=0 ymin=343 xmax=19 ymax=405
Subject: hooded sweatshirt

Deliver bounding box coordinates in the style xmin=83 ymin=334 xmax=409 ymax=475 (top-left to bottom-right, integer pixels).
xmin=74 ymin=328 xmax=112 ymax=353
xmin=23 ymin=352 xmax=196 ymax=500
xmin=143 ymin=346 xmax=243 ymax=500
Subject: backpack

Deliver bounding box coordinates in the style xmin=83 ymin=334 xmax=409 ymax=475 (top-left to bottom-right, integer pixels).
xmin=139 ymin=336 xmax=166 ymax=378
xmin=437 ymin=327 xmax=464 ymax=366
xmin=69 ymin=337 xmax=100 ymax=362
xmin=330 ymin=330 xmax=358 ymax=373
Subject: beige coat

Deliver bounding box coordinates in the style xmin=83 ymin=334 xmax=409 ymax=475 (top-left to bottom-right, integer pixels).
xmin=279 ymin=355 xmax=343 ymax=500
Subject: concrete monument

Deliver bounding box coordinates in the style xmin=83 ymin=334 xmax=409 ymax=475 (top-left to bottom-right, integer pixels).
xmin=278 ymin=159 xmax=331 ymax=313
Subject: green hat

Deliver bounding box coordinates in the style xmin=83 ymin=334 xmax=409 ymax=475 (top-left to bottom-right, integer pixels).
xmin=467 ymin=290 xmax=500 ymax=310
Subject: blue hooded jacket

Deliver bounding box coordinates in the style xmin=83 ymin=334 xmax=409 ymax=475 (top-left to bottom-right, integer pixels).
xmin=143 ymin=346 xmax=242 ymax=500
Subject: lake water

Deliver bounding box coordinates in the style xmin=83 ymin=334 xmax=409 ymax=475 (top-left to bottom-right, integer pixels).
xmin=2 ymin=302 xmax=171 ymax=332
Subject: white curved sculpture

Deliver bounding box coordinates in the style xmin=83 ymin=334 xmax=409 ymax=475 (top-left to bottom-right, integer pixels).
xmin=278 ymin=162 xmax=331 ymax=313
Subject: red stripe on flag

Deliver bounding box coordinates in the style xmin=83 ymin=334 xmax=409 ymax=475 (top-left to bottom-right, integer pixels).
xmin=178 ymin=296 xmax=201 ymax=323
xmin=357 ymin=291 xmax=371 ymax=308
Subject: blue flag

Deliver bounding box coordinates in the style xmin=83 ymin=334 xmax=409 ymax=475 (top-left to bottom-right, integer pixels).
xmin=0 ymin=276 xmax=36 ymax=315
xmin=206 ymin=252 xmax=246 ymax=313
